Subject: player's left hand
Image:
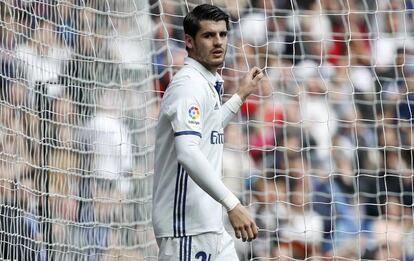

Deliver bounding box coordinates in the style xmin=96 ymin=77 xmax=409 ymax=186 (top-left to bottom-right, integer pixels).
xmin=236 ymin=67 xmax=265 ymax=101
xmin=228 ymin=203 xmax=258 ymax=242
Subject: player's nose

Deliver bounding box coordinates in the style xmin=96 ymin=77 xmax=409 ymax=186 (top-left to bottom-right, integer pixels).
xmin=213 ymin=34 xmax=223 ymax=46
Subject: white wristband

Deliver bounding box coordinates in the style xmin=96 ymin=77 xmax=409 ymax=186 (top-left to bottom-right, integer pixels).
xmin=225 ymin=94 xmax=243 ymax=113
xmin=221 ymin=193 xmax=240 ymax=211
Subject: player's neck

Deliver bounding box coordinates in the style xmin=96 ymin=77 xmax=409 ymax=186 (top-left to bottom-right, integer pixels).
xmin=203 ymin=64 xmax=218 ymax=75
xmin=200 ymin=62 xmax=218 ymax=75
xmin=188 ymin=55 xmax=218 ymax=75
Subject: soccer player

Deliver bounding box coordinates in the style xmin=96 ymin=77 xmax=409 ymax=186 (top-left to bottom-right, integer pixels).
xmin=153 ymin=4 xmax=264 ymax=260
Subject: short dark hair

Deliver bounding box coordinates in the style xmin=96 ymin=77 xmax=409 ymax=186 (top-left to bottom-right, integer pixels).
xmin=183 ymin=4 xmax=230 ymax=38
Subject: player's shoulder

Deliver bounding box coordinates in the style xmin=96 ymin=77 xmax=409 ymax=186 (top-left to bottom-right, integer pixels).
xmin=168 ymin=64 xmax=207 ymax=92
xmin=177 ymin=62 xmax=205 ymax=79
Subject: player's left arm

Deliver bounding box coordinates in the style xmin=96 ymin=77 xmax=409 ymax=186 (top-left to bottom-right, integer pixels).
xmin=174 ymin=135 xmax=258 ymax=242
xmin=220 ymin=67 xmax=264 ymax=127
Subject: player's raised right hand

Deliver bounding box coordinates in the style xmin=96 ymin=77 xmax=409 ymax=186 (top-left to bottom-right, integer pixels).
xmin=228 ymin=203 xmax=258 ymax=242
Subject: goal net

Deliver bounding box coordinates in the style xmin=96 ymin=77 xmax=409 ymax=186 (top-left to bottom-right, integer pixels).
xmin=1 ymin=0 xmax=157 ymax=260
xmin=1 ymin=0 xmax=414 ymax=260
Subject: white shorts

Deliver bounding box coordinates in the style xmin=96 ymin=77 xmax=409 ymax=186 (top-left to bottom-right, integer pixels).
xmin=156 ymin=231 xmax=239 ymax=261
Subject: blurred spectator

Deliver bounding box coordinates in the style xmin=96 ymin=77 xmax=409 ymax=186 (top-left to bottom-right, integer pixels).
xmin=248 ymin=124 xmax=275 ymax=168
xmin=329 ymin=55 xmax=357 ymax=120
xmin=374 ymin=0 xmax=414 ymax=71
xmin=293 ymin=60 xmax=338 ymax=161
xmin=278 ymin=176 xmax=323 ymax=259
xmin=365 ymin=196 xmax=405 ymax=260
xmin=299 ymin=0 xmax=333 ymax=62
xmin=55 ymin=0 xmax=77 ymax=48
xmin=109 ymin=6 xmax=153 ymax=72
xmin=347 ymin=0 xmax=371 ymax=66
xmin=251 ymin=172 xmax=288 ymax=259
xmin=15 ymin=19 xmax=72 ymax=90
xmin=0 ymin=5 xmax=17 ymax=60
xmin=397 ymin=56 xmax=414 ymax=124
xmin=0 ymin=106 xmax=32 ymax=182
xmin=151 ymin=1 xmax=186 ymax=95
xmin=46 ymin=87 xmax=81 ymax=255
xmin=78 ymin=89 xmax=134 ymax=259
xmin=313 ymin=149 xmax=362 ymax=257
xmin=84 ymin=90 xmax=133 ymax=190
xmin=223 ymin=124 xmax=252 ymax=197
xmin=237 ymin=0 xmax=272 ymax=47
xmin=360 ymin=131 xmax=402 ymax=218
xmin=403 ymin=205 xmax=414 ymax=260
xmin=0 ymin=170 xmax=44 ymax=260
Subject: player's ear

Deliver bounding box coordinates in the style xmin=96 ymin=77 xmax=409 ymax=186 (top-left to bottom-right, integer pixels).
xmin=184 ymin=34 xmax=194 ymax=49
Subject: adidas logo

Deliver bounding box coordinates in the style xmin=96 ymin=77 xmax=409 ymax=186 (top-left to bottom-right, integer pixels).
xmin=214 ymin=103 xmax=219 ymax=110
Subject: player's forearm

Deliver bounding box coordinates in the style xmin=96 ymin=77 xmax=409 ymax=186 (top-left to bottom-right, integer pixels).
xmin=174 ymin=135 xmax=240 ymax=211
xmin=221 ymin=93 xmax=243 ymax=127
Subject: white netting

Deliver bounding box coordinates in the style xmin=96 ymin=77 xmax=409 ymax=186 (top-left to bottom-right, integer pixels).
xmin=152 ymin=0 xmax=414 ymax=260
xmin=1 ymin=0 xmax=414 ymax=260
xmin=1 ymin=0 xmax=157 ymax=260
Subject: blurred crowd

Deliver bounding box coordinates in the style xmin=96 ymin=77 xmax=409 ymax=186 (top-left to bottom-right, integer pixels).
xmin=0 ymin=0 xmax=414 ymax=260
xmin=152 ymin=0 xmax=414 ymax=260
xmin=0 ymin=0 xmax=155 ymax=260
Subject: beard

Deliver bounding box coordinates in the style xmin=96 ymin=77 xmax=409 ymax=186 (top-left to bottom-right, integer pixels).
xmin=209 ymin=57 xmax=225 ymax=67
xmin=190 ymin=44 xmax=227 ymax=71
xmin=205 ymin=50 xmax=226 ymax=66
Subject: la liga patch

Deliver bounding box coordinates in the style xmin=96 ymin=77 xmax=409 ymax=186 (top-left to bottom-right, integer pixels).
xmin=187 ymin=105 xmax=201 ymax=126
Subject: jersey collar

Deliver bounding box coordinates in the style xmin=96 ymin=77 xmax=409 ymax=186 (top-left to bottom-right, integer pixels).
xmin=184 ymin=57 xmax=224 ymax=86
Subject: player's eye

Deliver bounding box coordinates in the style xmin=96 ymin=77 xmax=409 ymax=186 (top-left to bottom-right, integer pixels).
xmin=220 ymin=32 xmax=227 ymax=37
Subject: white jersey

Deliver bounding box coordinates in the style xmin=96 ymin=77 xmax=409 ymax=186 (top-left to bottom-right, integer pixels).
xmin=153 ymin=57 xmax=225 ymax=238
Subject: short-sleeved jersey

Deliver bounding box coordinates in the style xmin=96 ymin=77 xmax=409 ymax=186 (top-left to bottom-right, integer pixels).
xmin=153 ymin=57 xmax=225 ymax=238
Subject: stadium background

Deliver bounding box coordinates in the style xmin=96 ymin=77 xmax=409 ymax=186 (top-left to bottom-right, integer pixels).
xmin=0 ymin=0 xmax=414 ymax=260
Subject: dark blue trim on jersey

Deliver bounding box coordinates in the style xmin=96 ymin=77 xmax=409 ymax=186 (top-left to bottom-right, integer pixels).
xmin=177 ymin=165 xmax=184 ymax=236
xmin=179 ymin=236 xmax=192 ymax=261
xmin=182 ymin=171 xmax=188 ymax=235
xmin=176 ymin=165 xmax=183 ymax=236
xmin=184 ymin=237 xmax=188 ymax=261
xmin=173 ymin=164 xmax=180 ymax=237
xmin=188 ymin=236 xmax=192 ymax=260
xmin=174 ymin=164 xmax=189 ymax=237
xmin=179 ymin=237 xmax=183 ymax=260
xmin=174 ymin=131 xmax=202 ymax=138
